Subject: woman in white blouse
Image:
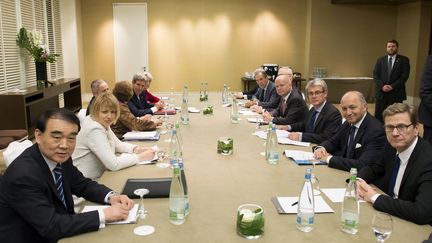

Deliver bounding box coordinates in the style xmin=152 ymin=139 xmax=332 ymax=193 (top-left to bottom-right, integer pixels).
xmin=72 ymin=92 xmax=155 ymax=180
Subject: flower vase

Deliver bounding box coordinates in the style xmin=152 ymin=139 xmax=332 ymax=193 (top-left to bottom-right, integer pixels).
xmin=35 ymin=61 xmax=48 ymax=88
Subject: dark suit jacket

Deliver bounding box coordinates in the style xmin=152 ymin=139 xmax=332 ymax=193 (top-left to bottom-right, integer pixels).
xmin=373 ymin=54 xmax=410 ymax=101
xmin=85 ymin=96 xmax=95 ymax=116
xmin=252 ymin=81 xmax=280 ymax=110
xmin=290 ymin=101 xmax=342 ymax=144
xmin=319 ymin=113 xmax=386 ymax=172
xmin=419 ymin=55 xmax=432 ymax=127
xmin=0 ymin=144 xmax=112 ymax=243
xmin=358 ymin=138 xmax=432 ymax=225
xmin=271 ymin=90 xmax=308 ymax=125
xmin=128 ymin=92 xmax=154 ymax=117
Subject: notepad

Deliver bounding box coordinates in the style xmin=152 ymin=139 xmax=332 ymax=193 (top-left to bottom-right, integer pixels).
xmin=271 ymin=196 xmax=334 ymax=214
xmin=284 ymin=150 xmax=326 ymax=165
xmin=81 ymin=204 xmax=139 ymax=224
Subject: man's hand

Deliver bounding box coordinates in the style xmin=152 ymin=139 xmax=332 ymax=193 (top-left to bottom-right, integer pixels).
xmin=382 ymin=85 xmax=393 ymax=92
xmin=357 ymin=179 xmax=378 ymax=203
xmin=109 ymin=194 xmax=134 ymax=209
xmin=155 ymin=101 xmax=164 ymax=110
xmin=103 ymin=203 xmax=131 ymax=222
xmin=245 ymin=100 xmax=256 ymax=108
xmin=262 ymin=111 xmax=273 ymax=122
xmin=288 ymin=132 xmax=300 ymax=141
xmin=233 ymin=92 xmax=244 ymax=99
xmin=313 ymin=147 xmax=330 ymax=162
xmin=250 ymin=105 xmax=263 ymax=114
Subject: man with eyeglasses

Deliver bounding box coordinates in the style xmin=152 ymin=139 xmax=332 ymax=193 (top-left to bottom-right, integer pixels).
xmin=357 ymin=103 xmax=432 ymax=225
xmin=314 ymin=91 xmax=386 ymax=171
xmin=262 ymin=73 xmax=308 ymax=125
xmin=128 ymin=72 xmax=164 ymax=117
xmin=276 ymin=79 xmax=341 ymax=144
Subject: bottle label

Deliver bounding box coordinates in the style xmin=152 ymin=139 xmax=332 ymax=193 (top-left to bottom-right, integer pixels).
xmin=296 ymin=215 xmax=314 ymax=224
xmin=344 ymin=219 xmax=357 ymax=228
xmin=170 ymin=210 xmax=185 ymax=220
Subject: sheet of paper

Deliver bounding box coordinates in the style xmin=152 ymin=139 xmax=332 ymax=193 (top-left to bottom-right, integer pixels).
xmin=321 ymin=188 xmax=365 ymax=203
xmin=81 ymin=204 xmax=139 ymax=224
xmin=247 ymin=117 xmax=265 ymax=123
xmin=275 ymin=196 xmax=333 ymax=214
xmin=284 ymin=150 xmax=315 ymax=160
xmin=253 ymin=130 xmax=289 ymax=139
xmin=138 ymin=145 xmax=158 ymax=165
xmin=123 ymin=131 xmax=158 ymax=140
xmin=239 ymin=109 xmax=257 ymax=116
xmin=188 ymin=107 xmax=200 ymax=113
xmin=278 ymin=138 xmax=310 ymax=147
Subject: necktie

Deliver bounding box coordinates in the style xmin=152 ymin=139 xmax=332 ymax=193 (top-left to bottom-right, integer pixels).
xmin=305 ymin=109 xmax=318 ymax=133
xmin=280 ymin=99 xmax=287 ymax=115
xmin=387 ymin=155 xmax=401 ymax=198
xmin=387 ymin=57 xmax=392 ymax=83
xmin=53 ymin=164 xmax=67 ymax=208
xmin=346 ymin=125 xmax=356 ymax=158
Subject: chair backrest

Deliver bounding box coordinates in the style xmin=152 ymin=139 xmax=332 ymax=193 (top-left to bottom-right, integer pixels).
xmin=3 ymin=140 xmax=33 ymax=167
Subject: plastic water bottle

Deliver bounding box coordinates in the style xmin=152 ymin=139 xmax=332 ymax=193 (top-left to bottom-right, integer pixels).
xmin=169 ymin=128 xmax=183 ymax=168
xmin=230 ymin=96 xmax=238 ymax=123
xmin=199 ymin=82 xmax=204 ymax=101
xmin=204 ymin=81 xmax=208 ymax=101
xmin=265 ymin=123 xmax=279 ymax=164
xmin=296 ymin=168 xmax=315 ymax=232
xmin=222 ymin=84 xmax=228 ymax=104
xmin=341 ymin=168 xmax=360 ymax=234
xmin=181 ymin=85 xmax=189 ymax=125
xmin=175 ymin=121 xmax=183 ymax=149
xmin=169 ymin=164 xmax=186 ymax=225
xmin=180 ymin=168 xmax=189 ymax=216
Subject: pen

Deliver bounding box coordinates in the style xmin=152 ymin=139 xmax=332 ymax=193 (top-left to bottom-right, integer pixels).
xmin=291 ymin=201 xmax=298 ymax=207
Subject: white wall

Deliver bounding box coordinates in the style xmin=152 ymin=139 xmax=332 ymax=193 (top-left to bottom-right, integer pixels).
xmin=60 ymin=0 xmax=79 ymax=78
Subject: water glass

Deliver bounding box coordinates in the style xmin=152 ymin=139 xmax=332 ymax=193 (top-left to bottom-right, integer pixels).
xmin=217 ymin=137 xmax=233 ymax=155
xmin=236 ymin=204 xmax=265 ymax=239
xmin=372 ymin=212 xmax=393 ymax=242
xmin=156 ymin=148 xmax=170 ymax=168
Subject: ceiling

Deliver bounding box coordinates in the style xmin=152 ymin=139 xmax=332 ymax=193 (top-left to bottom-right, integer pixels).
xmin=331 ymin=0 xmax=428 ymax=5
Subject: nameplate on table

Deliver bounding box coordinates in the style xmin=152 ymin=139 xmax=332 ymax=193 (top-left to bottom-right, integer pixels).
xmin=123 ymin=131 xmax=160 ymax=141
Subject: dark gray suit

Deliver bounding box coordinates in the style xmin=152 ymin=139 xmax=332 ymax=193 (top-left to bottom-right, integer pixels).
xmin=373 ymin=54 xmax=410 ymax=122
xmin=358 ymin=138 xmax=432 ymax=225
xmin=319 ymin=113 xmax=386 ymax=172
xmin=290 ymin=101 xmax=342 ymax=144
xmin=0 ymin=144 xmax=112 ymax=243
xmin=419 ymin=55 xmax=432 ymax=144
xmin=253 ymin=81 xmax=280 ymax=110
xmin=271 ymin=90 xmax=308 ymax=125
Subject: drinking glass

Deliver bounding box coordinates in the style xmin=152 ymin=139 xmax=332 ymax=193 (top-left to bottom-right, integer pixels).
xmin=133 ymin=188 xmax=155 ymax=236
xmin=255 ymin=115 xmax=261 ymax=131
xmin=156 ymin=147 xmax=170 ymax=168
xmin=236 ymin=204 xmax=265 ymax=239
xmin=372 ymin=212 xmax=393 ymax=243
xmin=311 ymin=173 xmax=321 ymax=196
xmin=163 ymin=122 xmax=174 ymax=143
xmin=217 ymin=137 xmax=233 ymax=155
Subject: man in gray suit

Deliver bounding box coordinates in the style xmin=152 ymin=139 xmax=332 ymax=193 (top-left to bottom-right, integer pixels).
xmin=243 ymin=68 xmax=280 ymax=111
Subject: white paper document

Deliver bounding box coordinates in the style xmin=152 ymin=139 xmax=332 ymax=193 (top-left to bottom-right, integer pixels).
xmin=278 ymin=138 xmax=310 ymax=147
xmin=238 ymin=109 xmax=257 ymax=116
xmin=247 ymin=117 xmax=265 ymax=123
xmin=138 ymin=145 xmax=158 ymax=165
xmin=188 ymin=107 xmax=200 ymax=113
xmin=321 ymin=188 xmax=365 ymax=203
xmin=272 ymin=196 xmax=334 ymax=214
xmin=123 ymin=131 xmax=159 ymax=141
xmin=81 ymin=204 xmax=139 ymax=224
xmin=284 ymin=150 xmax=325 ymax=165
xmin=253 ymin=130 xmax=289 ymax=139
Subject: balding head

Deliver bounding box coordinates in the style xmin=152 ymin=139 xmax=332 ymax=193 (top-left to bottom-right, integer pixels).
xmin=340 ymin=91 xmax=368 ymax=125
xmin=275 ymin=74 xmax=293 ymax=97
xmin=278 ymin=66 xmax=293 ymax=77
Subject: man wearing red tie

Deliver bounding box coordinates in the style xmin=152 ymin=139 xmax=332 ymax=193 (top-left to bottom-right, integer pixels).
xmin=357 ymin=103 xmax=432 ymax=225
xmin=373 ymin=39 xmax=410 ymax=122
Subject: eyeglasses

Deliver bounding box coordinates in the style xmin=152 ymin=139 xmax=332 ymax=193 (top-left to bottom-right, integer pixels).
xmin=384 ymin=123 xmax=413 ymax=133
xmin=307 ymin=90 xmax=324 ymax=97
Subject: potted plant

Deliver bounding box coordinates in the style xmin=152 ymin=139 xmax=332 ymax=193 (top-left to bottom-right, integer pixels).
xmin=16 ymin=27 xmax=60 ymax=88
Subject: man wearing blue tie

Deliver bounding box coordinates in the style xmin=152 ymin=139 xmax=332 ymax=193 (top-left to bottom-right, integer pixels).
xmin=357 ymin=103 xmax=432 ymax=225
xmin=277 ymin=79 xmax=342 ymax=144
xmin=0 ymin=108 xmax=134 ymax=242
xmin=313 ymin=91 xmax=386 ymax=171
xmin=373 ymin=40 xmax=410 ymax=122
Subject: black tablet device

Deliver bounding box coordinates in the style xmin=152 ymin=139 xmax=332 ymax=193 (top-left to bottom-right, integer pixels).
xmin=121 ymin=178 xmax=172 ymax=198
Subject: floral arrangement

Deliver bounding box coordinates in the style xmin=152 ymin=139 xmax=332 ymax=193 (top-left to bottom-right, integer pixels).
xmin=16 ymin=27 xmax=59 ymax=63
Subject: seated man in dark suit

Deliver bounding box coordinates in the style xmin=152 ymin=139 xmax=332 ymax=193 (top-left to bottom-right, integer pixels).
xmin=128 ymin=72 xmax=164 ymax=117
xmin=277 ymin=79 xmax=342 ymax=144
xmin=0 ymin=108 xmax=134 ymax=243
xmin=262 ymin=72 xmax=308 ymax=125
xmin=86 ymin=79 xmax=109 ymax=116
xmin=357 ymin=103 xmax=432 ymax=225
xmin=313 ymin=91 xmax=386 ymax=172
xmin=243 ymin=68 xmax=280 ymax=111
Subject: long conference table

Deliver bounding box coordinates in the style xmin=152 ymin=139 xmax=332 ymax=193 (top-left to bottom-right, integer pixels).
xmin=62 ymin=93 xmax=430 ymax=243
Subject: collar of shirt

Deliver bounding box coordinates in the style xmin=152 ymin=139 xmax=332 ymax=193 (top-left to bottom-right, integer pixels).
xmin=283 ymin=91 xmax=291 ymax=102
xmin=398 ymin=136 xmax=418 ymax=166
xmin=264 ymin=80 xmax=270 ymax=91
xmin=41 ymin=152 xmax=60 ymax=181
xmin=352 ymin=112 xmax=367 ymax=130
xmin=314 ymin=100 xmax=327 ymax=113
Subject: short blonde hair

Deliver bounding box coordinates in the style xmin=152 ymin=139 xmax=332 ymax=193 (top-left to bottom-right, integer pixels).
xmin=91 ymin=92 xmax=120 ymax=123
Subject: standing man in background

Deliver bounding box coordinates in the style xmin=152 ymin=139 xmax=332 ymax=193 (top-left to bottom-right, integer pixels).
xmin=418 ymin=55 xmax=432 ymax=144
xmin=86 ymin=79 xmax=109 ymax=116
xmin=373 ymin=39 xmax=410 ymax=122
